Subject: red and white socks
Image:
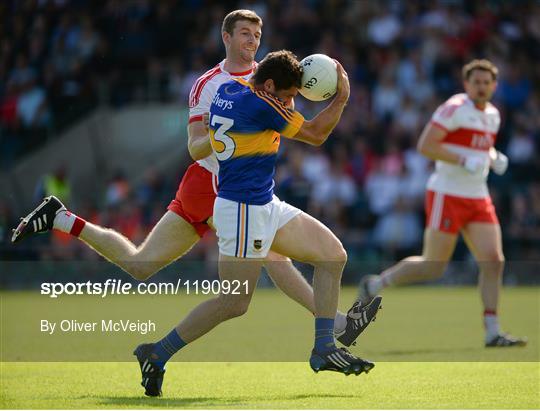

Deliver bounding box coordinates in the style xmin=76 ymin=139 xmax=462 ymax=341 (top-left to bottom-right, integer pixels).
xmin=53 ymin=210 xmax=86 ymax=237
xmin=484 ymin=309 xmax=500 ymax=342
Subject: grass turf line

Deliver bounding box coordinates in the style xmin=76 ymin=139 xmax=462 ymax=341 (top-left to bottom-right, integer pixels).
xmin=1 ymin=362 xmax=539 ymax=409
xmin=1 ymin=287 xmax=538 ymax=408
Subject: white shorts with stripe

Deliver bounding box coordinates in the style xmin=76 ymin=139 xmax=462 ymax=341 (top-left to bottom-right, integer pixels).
xmin=213 ymin=195 xmax=302 ymax=258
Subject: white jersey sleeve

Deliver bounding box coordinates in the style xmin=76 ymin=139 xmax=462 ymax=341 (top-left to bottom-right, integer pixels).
xmin=188 ymin=65 xmax=222 ymax=123
xmin=186 ymin=61 xmax=256 ymax=175
xmin=430 ymin=94 xmax=464 ymax=132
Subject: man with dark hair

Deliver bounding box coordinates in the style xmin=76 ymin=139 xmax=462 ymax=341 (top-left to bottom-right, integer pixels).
xmin=359 ymin=59 xmax=527 ymax=348
xmin=131 ymin=50 xmax=376 ymax=395
xmin=252 ymin=50 xmax=303 ymax=89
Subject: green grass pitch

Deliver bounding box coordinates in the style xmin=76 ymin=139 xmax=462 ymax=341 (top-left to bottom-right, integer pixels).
xmin=1 ymin=286 xmax=539 ymax=409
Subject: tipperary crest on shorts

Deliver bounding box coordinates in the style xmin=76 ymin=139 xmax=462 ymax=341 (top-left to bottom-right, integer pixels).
xmin=253 ymin=239 xmax=262 ymax=251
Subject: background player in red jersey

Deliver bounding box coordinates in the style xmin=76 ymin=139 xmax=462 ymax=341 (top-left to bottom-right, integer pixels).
xmin=359 ymin=59 xmax=527 ymax=348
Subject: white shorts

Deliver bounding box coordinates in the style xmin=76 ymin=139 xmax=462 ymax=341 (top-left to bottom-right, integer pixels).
xmin=213 ymin=195 xmax=302 ymax=258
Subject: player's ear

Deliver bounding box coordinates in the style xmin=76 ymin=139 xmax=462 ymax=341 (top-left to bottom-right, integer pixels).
xmin=263 ymin=79 xmax=275 ymax=93
xmin=222 ymin=31 xmax=231 ymax=47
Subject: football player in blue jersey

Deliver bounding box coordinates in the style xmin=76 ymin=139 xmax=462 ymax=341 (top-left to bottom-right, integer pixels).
xmin=133 ymin=50 xmax=375 ymax=391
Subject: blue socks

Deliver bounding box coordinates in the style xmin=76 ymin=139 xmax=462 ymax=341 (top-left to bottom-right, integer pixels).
xmin=314 ymin=317 xmax=336 ymax=352
xmin=151 ymin=329 xmax=187 ymax=369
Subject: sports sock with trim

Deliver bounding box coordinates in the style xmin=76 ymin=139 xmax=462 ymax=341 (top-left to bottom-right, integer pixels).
xmin=314 ymin=317 xmax=336 ymax=352
xmin=53 ymin=210 xmax=86 ymax=236
xmin=151 ymin=329 xmax=187 ymax=369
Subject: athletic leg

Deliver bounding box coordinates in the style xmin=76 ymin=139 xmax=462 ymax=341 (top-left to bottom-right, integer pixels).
xmin=462 ymin=222 xmax=504 ymax=313
xmin=174 ymin=255 xmax=262 ymax=342
xmin=271 ymin=212 xmax=374 ymax=374
xmin=271 ymin=213 xmax=347 ymax=319
xmin=360 ymin=227 xmax=458 ymax=300
xmin=264 ymin=251 xmax=315 ymax=312
xmin=79 ymin=211 xmax=200 ymax=281
xmin=461 ymin=222 xmax=526 ymax=346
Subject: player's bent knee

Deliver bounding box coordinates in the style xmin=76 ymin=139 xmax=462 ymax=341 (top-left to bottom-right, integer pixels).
xmin=227 ymin=303 xmax=250 ymax=318
xmin=265 ymin=251 xmax=291 ymax=263
xmin=217 ymin=296 xmax=251 ymax=319
xmin=486 ymin=252 xmax=505 ymax=263
xmin=223 ymin=301 xmax=250 ymax=319
xmin=122 ymin=263 xmax=155 ymax=282
xmin=335 ymin=244 xmax=347 ymax=263
xmin=319 ymin=241 xmax=347 ymax=265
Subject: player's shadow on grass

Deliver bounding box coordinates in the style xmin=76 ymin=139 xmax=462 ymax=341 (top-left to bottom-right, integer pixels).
xmin=374 ymin=346 xmax=478 ymax=357
xmin=98 ymin=393 xmax=360 ymax=407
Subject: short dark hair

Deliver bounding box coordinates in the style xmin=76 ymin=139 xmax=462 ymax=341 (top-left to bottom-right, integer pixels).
xmin=462 ymin=59 xmax=498 ymax=81
xmin=222 ymin=9 xmax=262 ymax=35
xmin=253 ymin=50 xmax=303 ymax=90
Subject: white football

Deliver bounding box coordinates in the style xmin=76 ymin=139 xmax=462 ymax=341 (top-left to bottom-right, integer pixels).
xmin=299 ymin=54 xmax=337 ymax=101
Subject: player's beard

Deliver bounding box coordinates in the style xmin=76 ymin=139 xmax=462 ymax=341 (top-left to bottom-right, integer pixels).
xmin=239 ymin=47 xmax=256 ymax=64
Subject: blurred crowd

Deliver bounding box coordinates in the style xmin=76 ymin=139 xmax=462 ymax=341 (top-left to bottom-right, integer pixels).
xmin=1 ymin=0 xmax=540 ymax=267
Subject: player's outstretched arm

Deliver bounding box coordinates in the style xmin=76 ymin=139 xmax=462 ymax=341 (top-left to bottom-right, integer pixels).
xmin=187 ymin=114 xmax=212 ymax=160
xmin=293 ymin=61 xmax=350 ymax=146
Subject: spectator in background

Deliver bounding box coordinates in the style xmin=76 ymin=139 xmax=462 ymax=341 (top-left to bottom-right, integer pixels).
xmin=347 ymin=138 xmax=375 ymax=187
xmin=506 ymin=125 xmax=537 ymax=182
xmin=367 ymin=7 xmax=401 ymax=46
xmin=0 ymin=82 xmax=21 ymax=167
xmin=372 ymin=196 xmax=422 ymax=259
xmin=0 ymin=83 xmax=19 ymax=126
xmin=496 ymin=65 xmax=531 ymax=111
xmin=275 ymin=146 xmax=312 ymax=212
xmin=301 ymin=146 xmax=330 ymax=186
xmin=35 ymin=165 xmax=71 ymax=204
xmin=75 ymin=16 xmax=99 ymax=62
xmin=364 ymin=159 xmax=401 ymax=217
xmin=395 ymin=95 xmax=421 ymax=134
xmin=372 ymin=72 xmax=402 ymax=121
xmin=105 ymin=171 xmax=131 ymax=207
xmin=16 ymin=74 xmax=51 ymax=129
xmin=311 ymin=162 xmax=357 ymax=229
xmin=8 ymin=53 xmax=36 ymax=88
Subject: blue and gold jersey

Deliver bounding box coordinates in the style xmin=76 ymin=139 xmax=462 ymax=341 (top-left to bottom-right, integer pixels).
xmin=209 ymin=78 xmax=305 ymax=205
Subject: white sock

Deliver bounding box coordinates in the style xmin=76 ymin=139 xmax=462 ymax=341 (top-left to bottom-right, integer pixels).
xmin=484 ymin=314 xmax=500 ymax=341
xmin=334 ymin=311 xmax=347 ymax=333
xmin=368 ymin=276 xmax=384 ymax=295
xmin=53 ymin=210 xmax=85 ymax=236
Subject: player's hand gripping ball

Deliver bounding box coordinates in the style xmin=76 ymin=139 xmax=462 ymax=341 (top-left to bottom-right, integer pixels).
xmin=299 ymin=54 xmax=338 ymax=101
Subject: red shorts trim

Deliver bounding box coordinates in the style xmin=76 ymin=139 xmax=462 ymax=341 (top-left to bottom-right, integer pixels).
xmin=425 ymin=190 xmax=498 ymax=234
xmin=189 ymin=115 xmax=203 ymax=124
xmin=167 ymin=163 xmax=217 ymax=237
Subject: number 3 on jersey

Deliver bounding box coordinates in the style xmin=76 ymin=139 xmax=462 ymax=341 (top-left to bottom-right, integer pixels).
xmin=210 ymin=115 xmax=236 ymax=161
